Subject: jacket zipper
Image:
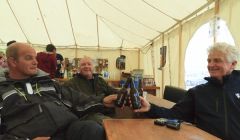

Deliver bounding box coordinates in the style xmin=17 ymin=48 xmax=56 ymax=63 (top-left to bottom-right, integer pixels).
xmin=222 ymin=90 xmax=229 ymax=139
xmin=215 ymin=97 xmax=219 ymax=112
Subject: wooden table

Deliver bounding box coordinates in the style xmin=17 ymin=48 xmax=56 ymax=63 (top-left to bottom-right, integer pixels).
xmin=143 ymin=86 xmax=160 ymax=96
xmin=103 ymin=119 xmax=221 ymax=140
xmin=146 ymin=94 xmax=175 ymax=109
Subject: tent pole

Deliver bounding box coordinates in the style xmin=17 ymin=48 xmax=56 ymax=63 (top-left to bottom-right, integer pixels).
xmin=138 ymin=49 xmax=140 ymax=69
xmin=178 ymin=24 xmax=183 ymax=87
xmin=214 ymin=0 xmax=220 ymax=43
xmin=151 ymin=42 xmax=155 ymax=84
xmin=96 ymin=15 xmax=100 ymax=55
xmin=161 ymin=34 xmax=165 ymax=98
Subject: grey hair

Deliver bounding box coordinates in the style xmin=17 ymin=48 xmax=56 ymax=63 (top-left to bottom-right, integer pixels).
xmin=208 ymin=42 xmax=240 ymax=63
xmin=79 ymin=56 xmax=94 ymax=67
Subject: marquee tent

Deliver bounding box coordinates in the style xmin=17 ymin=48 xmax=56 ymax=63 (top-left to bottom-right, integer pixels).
xmin=0 ymin=0 xmax=214 ymax=49
xmin=2 ymin=0 xmax=240 ymax=95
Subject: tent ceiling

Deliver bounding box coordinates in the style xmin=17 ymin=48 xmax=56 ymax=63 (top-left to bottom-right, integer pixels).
xmin=0 ymin=0 xmax=213 ymax=49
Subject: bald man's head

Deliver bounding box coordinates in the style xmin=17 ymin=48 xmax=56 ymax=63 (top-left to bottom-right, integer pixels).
xmin=6 ymin=42 xmax=38 ymax=79
xmin=6 ymin=42 xmax=32 ymax=60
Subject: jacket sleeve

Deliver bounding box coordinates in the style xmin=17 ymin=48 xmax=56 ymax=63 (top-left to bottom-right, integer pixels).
xmin=145 ymin=89 xmax=195 ymax=123
xmin=54 ymin=82 xmax=105 ymax=117
xmin=0 ymin=135 xmax=30 ymax=140
xmin=98 ymin=77 xmax=118 ymax=96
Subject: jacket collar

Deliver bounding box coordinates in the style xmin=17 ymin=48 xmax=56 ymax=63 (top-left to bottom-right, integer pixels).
xmin=76 ymin=73 xmax=100 ymax=80
xmin=0 ymin=68 xmax=49 ymax=83
xmin=204 ymin=70 xmax=236 ymax=86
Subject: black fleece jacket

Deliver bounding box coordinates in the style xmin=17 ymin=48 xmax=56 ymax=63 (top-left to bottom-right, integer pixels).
xmin=146 ymin=70 xmax=240 ymax=140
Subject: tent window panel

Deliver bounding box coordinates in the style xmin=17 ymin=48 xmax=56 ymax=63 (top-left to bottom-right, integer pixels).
xmin=185 ymin=19 xmax=235 ymax=90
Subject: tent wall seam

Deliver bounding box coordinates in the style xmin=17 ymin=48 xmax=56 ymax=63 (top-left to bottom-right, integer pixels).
xmin=141 ymin=0 xmax=215 ymax=51
xmin=99 ymin=17 xmax=141 ymax=47
xmin=100 ymin=18 xmax=150 ymax=44
xmin=140 ymin=42 xmax=152 ymax=54
xmin=6 ymin=0 xmax=29 ymax=42
xmin=65 ymin=0 xmax=78 ymax=57
xmin=83 ymin=0 xmax=151 ymax=47
xmin=151 ymin=43 xmax=155 ymax=80
xmin=167 ymin=33 xmax=172 ymax=86
xmin=103 ymin=0 xmax=161 ymax=33
xmin=141 ymin=0 xmax=180 ymax=22
xmin=96 ymin=15 xmax=100 ymax=50
xmin=36 ymin=0 xmax=51 ymax=43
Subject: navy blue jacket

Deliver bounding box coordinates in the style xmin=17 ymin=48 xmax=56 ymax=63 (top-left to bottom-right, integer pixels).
xmin=146 ymin=70 xmax=240 ymax=140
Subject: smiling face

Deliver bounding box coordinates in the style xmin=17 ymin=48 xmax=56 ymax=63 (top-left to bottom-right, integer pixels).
xmin=7 ymin=43 xmax=38 ymax=79
xmin=79 ymin=57 xmax=94 ymax=79
xmin=207 ymin=51 xmax=236 ymax=81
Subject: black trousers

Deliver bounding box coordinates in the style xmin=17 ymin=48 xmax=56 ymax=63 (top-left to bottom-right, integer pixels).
xmin=52 ymin=120 xmax=106 ymax=140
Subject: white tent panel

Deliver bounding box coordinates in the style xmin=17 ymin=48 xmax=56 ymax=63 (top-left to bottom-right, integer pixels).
xmin=144 ymin=0 xmax=207 ymax=20
xmin=0 ymin=1 xmax=26 ymax=42
xmin=38 ymin=0 xmax=75 ymax=45
xmin=0 ymin=0 xmax=211 ymax=49
xmin=122 ymin=41 xmax=140 ymax=49
xmin=104 ymin=0 xmax=176 ymax=32
xmin=69 ymin=0 xmax=98 ymax=47
xmin=98 ymin=19 xmax=122 ymax=48
xmin=6 ymin=0 xmax=49 ymax=44
xmin=102 ymin=19 xmax=149 ymax=48
xmin=84 ymin=0 xmax=159 ymax=39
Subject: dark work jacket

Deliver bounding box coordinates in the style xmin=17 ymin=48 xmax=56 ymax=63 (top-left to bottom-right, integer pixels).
xmin=64 ymin=73 xmax=118 ymax=98
xmin=0 ymin=69 xmax=104 ymax=140
xmin=146 ymin=70 xmax=240 ymax=140
xmin=63 ymin=74 xmax=118 ymax=116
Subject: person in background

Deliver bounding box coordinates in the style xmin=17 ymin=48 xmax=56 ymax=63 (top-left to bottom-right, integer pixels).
xmin=0 ymin=42 xmax=117 ymax=140
xmin=133 ymin=42 xmax=240 ymax=140
xmin=63 ymin=56 xmax=118 ymax=124
xmin=0 ymin=51 xmax=8 ymax=68
xmin=0 ymin=40 xmax=17 ymax=69
xmin=36 ymin=44 xmax=57 ymax=79
xmin=55 ymin=53 xmax=64 ymax=78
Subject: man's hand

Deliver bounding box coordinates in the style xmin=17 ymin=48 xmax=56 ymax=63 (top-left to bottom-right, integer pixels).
xmin=33 ymin=137 xmax=50 ymax=140
xmin=103 ymin=94 xmax=117 ymax=107
xmin=133 ymin=96 xmax=151 ymax=113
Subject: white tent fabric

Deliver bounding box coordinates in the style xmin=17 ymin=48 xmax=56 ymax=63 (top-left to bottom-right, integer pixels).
xmin=0 ymin=0 xmax=211 ymax=49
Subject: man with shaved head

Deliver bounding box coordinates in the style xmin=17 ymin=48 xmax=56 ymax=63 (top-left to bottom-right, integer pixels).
xmin=0 ymin=42 xmax=116 ymax=140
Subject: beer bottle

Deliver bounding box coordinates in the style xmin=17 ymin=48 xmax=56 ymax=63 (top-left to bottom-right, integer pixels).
xmin=130 ymin=77 xmax=141 ymax=109
xmin=115 ymin=77 xmax=131 ymax=107
xmin=138 ymin=78 xmax=143 ymax=96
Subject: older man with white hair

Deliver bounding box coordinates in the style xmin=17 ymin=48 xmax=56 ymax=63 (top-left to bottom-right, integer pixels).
xmin=134 ymin=42 xmax=240 ymax=140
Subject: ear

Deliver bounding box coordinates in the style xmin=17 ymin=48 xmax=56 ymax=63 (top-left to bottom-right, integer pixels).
xmin=231 ymin=61 xmax=237 ymax=69
xmin=7 ymin=57 xmax=17 ymax=67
